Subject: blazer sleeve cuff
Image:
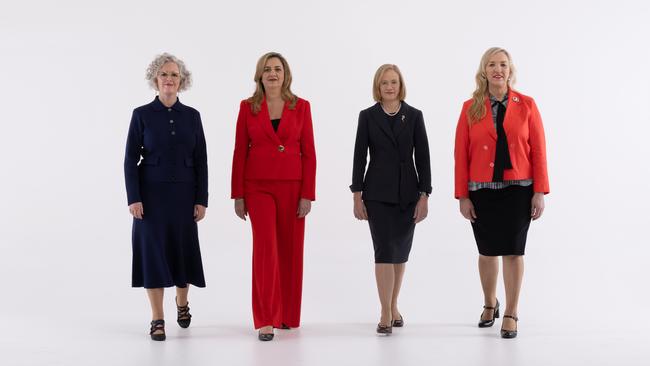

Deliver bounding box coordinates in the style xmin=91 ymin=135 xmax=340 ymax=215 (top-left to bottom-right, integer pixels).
xmin=349 ymin=183 xmax=363 ymax=192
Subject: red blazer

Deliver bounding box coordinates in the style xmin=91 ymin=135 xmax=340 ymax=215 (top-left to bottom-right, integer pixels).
xmin=454 ymin=90 xmax=549 ymax=199
xmin=231 ymin=97 xmax=316 ymax=200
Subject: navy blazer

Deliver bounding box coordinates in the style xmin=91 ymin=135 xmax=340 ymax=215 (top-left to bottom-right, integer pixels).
xmin=350 ymin=102 xmax=431 ymax=206
xmin=124 ymin=97 xmax=208 ymax=206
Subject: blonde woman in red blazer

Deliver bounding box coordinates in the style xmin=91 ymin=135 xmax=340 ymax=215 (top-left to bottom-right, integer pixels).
xmin=454 ymin=47 xmax=549 ymax=339
xmin=231 ymin=52 xmax=316 ymax=341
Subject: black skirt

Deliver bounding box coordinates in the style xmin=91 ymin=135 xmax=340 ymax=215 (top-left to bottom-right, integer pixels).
xmin=365 ymin=200 xmax=416 ymax=264
xmin=469 ymin=185 xmax=533 ymax=256
xmin=132 ymin=181 xmax=206 ymax=288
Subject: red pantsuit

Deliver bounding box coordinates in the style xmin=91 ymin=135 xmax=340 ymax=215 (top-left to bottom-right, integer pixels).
xmin=231 ymin=97 xmax=316 ymax=329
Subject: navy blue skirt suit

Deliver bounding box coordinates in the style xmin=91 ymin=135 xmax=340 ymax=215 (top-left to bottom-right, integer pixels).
xmin=350 ymin=102 xmax=432 ymax=263
xmin=124 ymin=96 xmax=208 ymax=288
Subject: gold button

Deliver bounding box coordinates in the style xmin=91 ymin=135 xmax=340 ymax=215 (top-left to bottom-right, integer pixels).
xmin=278 ymin=145 xmax=285 ymax=152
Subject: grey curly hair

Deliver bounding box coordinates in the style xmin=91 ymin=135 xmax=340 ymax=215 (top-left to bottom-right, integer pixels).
xmin=145 ymin=53 xmax=192 ymax=92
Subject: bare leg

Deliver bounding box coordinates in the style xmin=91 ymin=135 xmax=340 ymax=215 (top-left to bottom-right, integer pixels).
xmin=502 ymin=255 xmax=524 ymax=330
xmin=478 ymin=255 xmax=499 ymax=320
xmin=375 ymin=263 xmax=395 ymax=325
xmin=390 ymin=263 xmax=406 ymax=320
xmin=146 ymin=288 xmax=164 ymax=335
xmin=176 ymin=286 xmax=189 ymax=307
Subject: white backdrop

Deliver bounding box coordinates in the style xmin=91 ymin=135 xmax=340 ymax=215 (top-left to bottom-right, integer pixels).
xmin=1 ymin=0 xmax=649 ymax=365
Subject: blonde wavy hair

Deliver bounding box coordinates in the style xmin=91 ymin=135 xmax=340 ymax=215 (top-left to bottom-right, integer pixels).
xmin=468 ymin=47 xmax=516 ymax=124
xmin=145 ymin=53 xmax=192 ymax=92
xmin=248 ymin=52 xmax=297 ymax=114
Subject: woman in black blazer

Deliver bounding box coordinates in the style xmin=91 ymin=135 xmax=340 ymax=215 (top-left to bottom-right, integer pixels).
xmin=124 ymin=53 xmax=208 ymax=341
xmin=350 ymin=64 xmax=431 ymax=334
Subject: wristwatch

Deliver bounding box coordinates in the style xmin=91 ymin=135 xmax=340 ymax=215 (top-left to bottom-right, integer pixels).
xmin=419 ymin=191 xmax=429 ymax=197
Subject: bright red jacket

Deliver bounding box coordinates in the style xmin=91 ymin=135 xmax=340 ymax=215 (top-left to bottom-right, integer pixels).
xmin=454 ymin=90 xmax=549 ymax=199
xmin=231 ymin=97 xmax=316 ymax=200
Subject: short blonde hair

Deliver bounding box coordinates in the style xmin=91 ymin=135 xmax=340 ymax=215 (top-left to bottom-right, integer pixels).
xmin=145 ymin=52 xmax=192 ymax=92
xmin=372 ymin=64 xmax=406 ymax=102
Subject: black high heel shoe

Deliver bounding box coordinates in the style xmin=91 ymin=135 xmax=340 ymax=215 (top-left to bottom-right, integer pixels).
xmin=500 ymin=315 xmax=518 ymax=338
xmin=149 ymin=319 xmax=166 ymax=341
xmin=258 ymin=328 xmax=275 ymax=341
xmin=392 ymin=315 xmax=404 ymax=327
xmin=376 ymin=323 xmax=393 ymax=335
xmin=478 ymin=299 xmax=500 ymax=328
xmin=176 ymin=297 xmax=192 ymax=328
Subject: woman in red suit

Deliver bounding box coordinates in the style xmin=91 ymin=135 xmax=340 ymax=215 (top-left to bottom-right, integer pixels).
xmin=454 ymin=47 xmax=549 ymax=339
xmin=231 ymin=52 xmax=316 ymax=341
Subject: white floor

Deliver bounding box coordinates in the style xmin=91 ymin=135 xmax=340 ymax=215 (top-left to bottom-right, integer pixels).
xmin=3 ymin=307 xmax=648 ymax=366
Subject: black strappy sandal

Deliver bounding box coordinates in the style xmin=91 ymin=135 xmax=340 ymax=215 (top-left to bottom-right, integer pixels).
xmin=478 ymin=299 xmax=500 ymax=328
xmin=176 ymin=297 xmax=192 ymax=328
xmin=149 ymin=319 xmax=166 ymax=341
xmin=501 ymin=315 xmax=518 ymax=338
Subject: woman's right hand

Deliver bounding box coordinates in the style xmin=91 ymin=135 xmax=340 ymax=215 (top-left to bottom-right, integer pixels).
xmin=459 ymin=198 xmax=477 ymax=223
xmin=353 ymin=192 xmax=368 ymax=220
xmin=129 ymin=202 xmax=144 ymax=220
xmin=234 ymin=198 xmax=247 ymax=221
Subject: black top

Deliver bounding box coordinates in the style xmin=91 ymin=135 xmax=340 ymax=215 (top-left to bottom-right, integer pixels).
xmin=350 ymin=102 xmax=431 ymax=207
xmin=271 ymin=118 xmax=281 ymax=132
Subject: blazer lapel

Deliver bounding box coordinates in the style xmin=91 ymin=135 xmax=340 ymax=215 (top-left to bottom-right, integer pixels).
xmin=482 ymin=98 xmax=498 ymax=141
xmin=392 ymin=101 xmax=409 ymax=140
xmin=275 ymin=101 xmax=293 ymax=142
xmin=503 ymin=90 xmax=522 ymax=133
xmin=371 ymin=103 xmax=397 ymax=146
xmin=259 ymin=97 xmax=283 ymax=145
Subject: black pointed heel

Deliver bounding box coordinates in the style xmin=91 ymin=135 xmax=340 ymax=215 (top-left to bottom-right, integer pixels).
xmin=149 ymin=319 xmax=166 ymax=341
xmin=478 ymin=299 xmax=500 ymax=328
xmin=176 ymin=297 xmax=192 ymax=328
xmin=501 ymin=315 xmax=519 ymax=338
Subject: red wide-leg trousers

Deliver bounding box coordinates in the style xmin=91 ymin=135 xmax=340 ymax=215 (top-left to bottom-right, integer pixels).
xmin=245 ymin=180 xmax=305 ymax=329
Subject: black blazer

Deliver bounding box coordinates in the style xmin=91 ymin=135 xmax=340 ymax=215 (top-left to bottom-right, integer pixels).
xmin=350 ymin=102 xmax=431 ymax=206
xmin=124 ymin=97 xmax=208 ymax=206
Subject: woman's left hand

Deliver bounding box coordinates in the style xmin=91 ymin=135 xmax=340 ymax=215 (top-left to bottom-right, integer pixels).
xmin=531 ymin=193 xmax=545 ymax=220
xmin=297 ymin=198 xmax=312 ymax=218
xmin=194 ymin=204 xmax=207 ymax=222
xmin=413 ymin=195 xmax=428 ymax=224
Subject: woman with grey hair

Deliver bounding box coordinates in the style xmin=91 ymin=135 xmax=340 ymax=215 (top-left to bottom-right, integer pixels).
xmin=124 ymin=53 xmax=208 ymax=341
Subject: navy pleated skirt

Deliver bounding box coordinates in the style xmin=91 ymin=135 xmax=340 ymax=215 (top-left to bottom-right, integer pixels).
xmin=131 ymin=181 xmax=206 ymax=288
xmin=365 ymin=200 xmax=416 ymax=264
xmin=469 ymin=185 xmax=533 ymax=256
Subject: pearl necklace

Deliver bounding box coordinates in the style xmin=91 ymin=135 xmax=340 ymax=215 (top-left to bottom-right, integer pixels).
xmin=381 ymin=102 xmax=401 ymax=116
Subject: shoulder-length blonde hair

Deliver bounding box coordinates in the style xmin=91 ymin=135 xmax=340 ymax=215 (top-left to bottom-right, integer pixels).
xmin=468 ymin=47 xmax=517 ymax=124
xmin=373 ymin=64 xmax=406 ymax=102
xmin=248 ymin=52 xmax=297 ymax=114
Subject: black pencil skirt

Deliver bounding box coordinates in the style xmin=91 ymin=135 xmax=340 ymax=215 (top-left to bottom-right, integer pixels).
xmin=469 ymin=185 xmax=533 ymax=256
xmin=365 ymin=200 xmax=416 ymax=264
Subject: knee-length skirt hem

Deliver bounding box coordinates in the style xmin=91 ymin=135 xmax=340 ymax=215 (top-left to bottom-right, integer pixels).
xmin=365 ymin=200 xmax=416 ymax=264
xmin=469 ymin=185 xmax=533 ymax=256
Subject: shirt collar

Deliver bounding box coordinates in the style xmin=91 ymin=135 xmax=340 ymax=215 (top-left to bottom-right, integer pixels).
xmin=489 ymin=92 xmax=509 ymax=105
xmin=152 ymin=95 xmax=185 ymax=111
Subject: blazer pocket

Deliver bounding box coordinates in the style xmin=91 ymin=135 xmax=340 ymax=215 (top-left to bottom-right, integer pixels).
xmin=140 ymin=156 xmax=160 ymax=166
xmin=184 ymin=157 xmax=195 ymax=167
